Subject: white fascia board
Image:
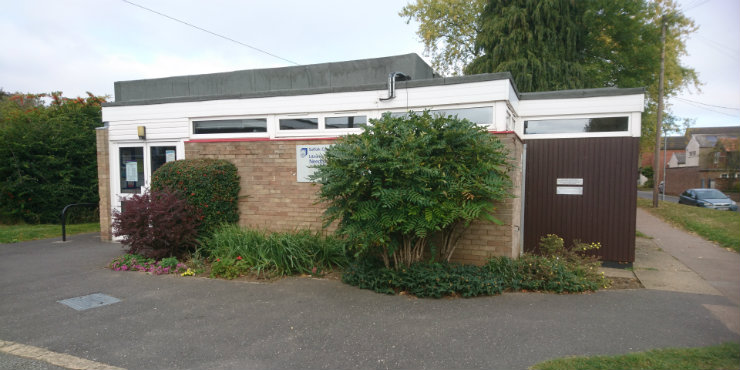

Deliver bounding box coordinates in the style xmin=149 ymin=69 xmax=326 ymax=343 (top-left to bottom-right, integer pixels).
xmin=518 ymin=94 xmax=645 ymax=118
xmin=102 ymin=79 xmax=512 ymax=123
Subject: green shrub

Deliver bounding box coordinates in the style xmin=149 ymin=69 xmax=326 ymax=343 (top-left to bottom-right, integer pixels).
xmin=0 ymin=92 xmax=104 ymax=224
xmin=342 ymin=259 xmax=505 ymax=298
xmin=152 ymin=158 xmax=240 ymax=235
xmin=201 ymin=225 xmax=348 ymax=278
xmin=312 ymin=111 xmax=512 ymax=269
xmin=343 ymin=234 xmax=609 ymax=297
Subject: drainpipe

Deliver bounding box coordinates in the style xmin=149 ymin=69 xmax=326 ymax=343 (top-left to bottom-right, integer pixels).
xmin=380 ymin=72 xmax=411 ymax=101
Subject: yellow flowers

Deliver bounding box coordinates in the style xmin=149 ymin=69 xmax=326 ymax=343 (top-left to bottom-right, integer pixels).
xmin=181 ymin=268 xmax=195 ymax=277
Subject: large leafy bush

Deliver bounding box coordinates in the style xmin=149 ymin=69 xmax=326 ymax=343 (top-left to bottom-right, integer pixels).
xmin=0 ymin=92 xmax=103 ymax=223
xmin=112 ymin=190 xmax=201 ymax=259
xmin=152 ymin=158 xmax=240 ymax=235
xmin=312 ymin=111 xmax=511 ymax=269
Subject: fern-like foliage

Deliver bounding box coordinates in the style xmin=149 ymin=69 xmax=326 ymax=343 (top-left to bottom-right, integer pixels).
xmin=311 ymin=111 xmax=512 ymax=268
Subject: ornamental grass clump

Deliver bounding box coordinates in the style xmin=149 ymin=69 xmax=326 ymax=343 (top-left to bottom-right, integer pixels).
xmin=201 ymin=224 xmax=348 ymax=279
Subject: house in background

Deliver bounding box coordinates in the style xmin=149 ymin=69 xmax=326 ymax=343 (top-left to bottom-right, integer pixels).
xmin=667 ymin=152 xmax=686 ymax=168
xmin=639 ymin=135 xmax=685 ymax=186
xmin=663 ymin=126 xmax=740 ymax=196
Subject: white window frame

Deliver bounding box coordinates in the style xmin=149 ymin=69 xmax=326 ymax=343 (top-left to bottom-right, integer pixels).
xmin=190 ymin=115 xmax=270 ymax=140
xmin=275 ymin=112 xmax=368 ymax=138
xmin=520 ymin=113 xmax=634 ymax=140
xmin=380 ymin=103 xmax=497 ymax=129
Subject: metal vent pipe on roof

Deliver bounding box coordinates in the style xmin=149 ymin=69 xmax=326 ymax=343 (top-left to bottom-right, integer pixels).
xmin=380 ymin=72 xmax=411 ymax=101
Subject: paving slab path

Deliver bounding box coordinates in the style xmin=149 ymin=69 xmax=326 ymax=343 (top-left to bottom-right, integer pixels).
xmin=1 ymin=232 xmax=738 ymax=370
xmin=635 ymin=208 xmax=740 ymax=306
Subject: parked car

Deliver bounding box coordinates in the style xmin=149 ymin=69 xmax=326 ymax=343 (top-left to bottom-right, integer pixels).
xmin=678 ymin=188 xmax=738 ymax=211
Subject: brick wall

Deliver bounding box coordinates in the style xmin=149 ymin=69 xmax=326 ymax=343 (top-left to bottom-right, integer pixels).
xmin=665 ymin=166 xmax=739 ymax=196
xmin=95 ymin=127 xmax=112 ymax=240
xmin=185 ymin=133 xmax=523 ymax=265
xmin=664 ymin=167 xmax=701 ymax=195
xmin=450 ymin=133 xmax=523 ymax=263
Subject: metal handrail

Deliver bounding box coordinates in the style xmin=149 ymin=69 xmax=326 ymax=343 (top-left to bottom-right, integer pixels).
xmin=61 ymin=203 xmax=98 ymax=241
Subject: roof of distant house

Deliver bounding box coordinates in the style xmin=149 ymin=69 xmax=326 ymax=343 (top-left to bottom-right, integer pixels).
xmin=673 ymin=152 xmax=686 ymax=164
xmin=685 ymin=126 xmax=740 ymax=137
xmin=662 ymin=136 xmax=686 ymax=150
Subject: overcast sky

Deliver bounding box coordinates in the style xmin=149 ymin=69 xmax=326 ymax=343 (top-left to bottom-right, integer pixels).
xmin=1 ymin=0 xmax=737 ymax=130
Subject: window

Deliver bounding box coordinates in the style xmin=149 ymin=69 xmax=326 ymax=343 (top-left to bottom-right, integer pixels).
xmin=280 ymin=118 xmax=318 ymax=130
xmin=390 ymin=107 xmax=494 ymax=126
xmin=524 ymin=116 xmax=628 ymax=134
xmin=150 ymin=146 xmax=176 ymax=175
xmin=689 ymin=151 xmax=696 ymax=157
xmin=720 ymin=173 xmax=729 ymax=179
xmin=119 ymin=147 xmax=144 ymax=193
xmin=193 ymin=119 xmax=267 ymax=134
xmin=431 ymin=107 xmax=493 ymax=126
xmin=325 ymin=115 xmax=367 ymax=129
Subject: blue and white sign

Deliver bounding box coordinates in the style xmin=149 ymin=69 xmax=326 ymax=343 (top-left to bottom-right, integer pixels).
xmin=296 ymin=144 xmax=331 ymax=182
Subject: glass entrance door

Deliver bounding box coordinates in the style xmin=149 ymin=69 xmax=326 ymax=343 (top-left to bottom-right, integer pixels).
xmin=114 ymin=142 xmax=182 ymax=210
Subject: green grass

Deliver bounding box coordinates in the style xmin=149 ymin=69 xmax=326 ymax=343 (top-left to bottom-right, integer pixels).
xmin=637 ymin=198 xmax=740 ymax=252
xmin=0 ymin=223 xmax=100 ymax=243
xmin=636 ymin=230 xmax=653 ymax=239
xmin=531 ymin=342 xmax=740 ymax=370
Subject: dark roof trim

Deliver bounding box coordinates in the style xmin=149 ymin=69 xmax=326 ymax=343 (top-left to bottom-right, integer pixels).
xmin=519 ymin=87 xmax=645 ymax=100
xmin=103 ymin=72 xmax=518 ymax=107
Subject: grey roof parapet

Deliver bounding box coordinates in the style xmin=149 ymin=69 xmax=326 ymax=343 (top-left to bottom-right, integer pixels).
xmin=111 ymin=53 xmax=435 ymax=105
xmin=104 ymin=50 xmax=644 ymax=107
xmin=519 ymin=87 xmax=645 ymax=100
xmin=104 ymin=72 xmax=519 ymax=107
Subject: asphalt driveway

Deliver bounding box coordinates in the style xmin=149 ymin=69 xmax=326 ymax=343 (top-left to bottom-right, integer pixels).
xmin=1 ymin=234 xmax=738 ymax=370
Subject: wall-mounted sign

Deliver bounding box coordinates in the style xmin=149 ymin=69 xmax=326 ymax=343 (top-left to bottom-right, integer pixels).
xmin=125 ymin=161 xmax=138 ymax=182
xmin=556 ymin=178 xmax=584 ymax=186
xmin=556 ymin=186 xmax=583 ymax=195
xmin=296 ymin=144 xmax=331 ymax=182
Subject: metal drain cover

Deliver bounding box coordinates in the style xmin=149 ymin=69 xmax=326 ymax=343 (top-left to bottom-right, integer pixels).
xmin=58 ymin=293 xmax=120 ymax=311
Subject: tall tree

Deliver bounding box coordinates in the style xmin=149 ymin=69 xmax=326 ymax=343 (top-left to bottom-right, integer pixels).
xmin=465 ymin=0 xmax=590 ymax=92
xmin=401 ymin=0 xmax=699 ymax=149
xmin=399 ymin=0 xmax=485 ymax=76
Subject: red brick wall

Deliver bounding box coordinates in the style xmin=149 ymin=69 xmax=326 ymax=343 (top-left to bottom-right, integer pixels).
xmin=665 ymin=166 xmax=740 ymax=196
xmin=185 ymin=133 xmax=523 ymax=265
xmin=664 ymin=167 xmax=701 ymax=195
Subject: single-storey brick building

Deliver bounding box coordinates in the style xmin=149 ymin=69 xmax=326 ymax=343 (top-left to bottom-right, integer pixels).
xmin=98 ymin=54 xmax=644 ymax=262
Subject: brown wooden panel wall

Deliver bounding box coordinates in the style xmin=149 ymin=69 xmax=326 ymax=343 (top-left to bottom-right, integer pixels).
xmin=523 ymin=137 xmax=639 ymax=262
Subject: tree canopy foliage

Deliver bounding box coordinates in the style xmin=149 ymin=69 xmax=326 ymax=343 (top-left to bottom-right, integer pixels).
xmin=312 ymin=112 xmax=512 ymax=269
xmin=0 ymin=91 xmax=104 ymax=223
xmin=401 ymin=0 xmax=700 ymax=149
xmin=399 ymin=0 xmax=485 ymax=76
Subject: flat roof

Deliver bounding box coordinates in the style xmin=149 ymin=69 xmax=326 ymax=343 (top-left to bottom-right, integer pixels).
xmin=105 ymin=53 xmax=644 ymax=107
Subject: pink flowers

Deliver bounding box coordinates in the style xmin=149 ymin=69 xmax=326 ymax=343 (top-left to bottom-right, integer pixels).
xmin=236 ymin=256 xmax=242 ymax=261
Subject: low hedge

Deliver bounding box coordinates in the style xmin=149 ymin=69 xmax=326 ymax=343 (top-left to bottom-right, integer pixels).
xmin=152 ymin=158 xmax=240 ymax=235
xmin=342 ymin=235 xmax=609 ymax=298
